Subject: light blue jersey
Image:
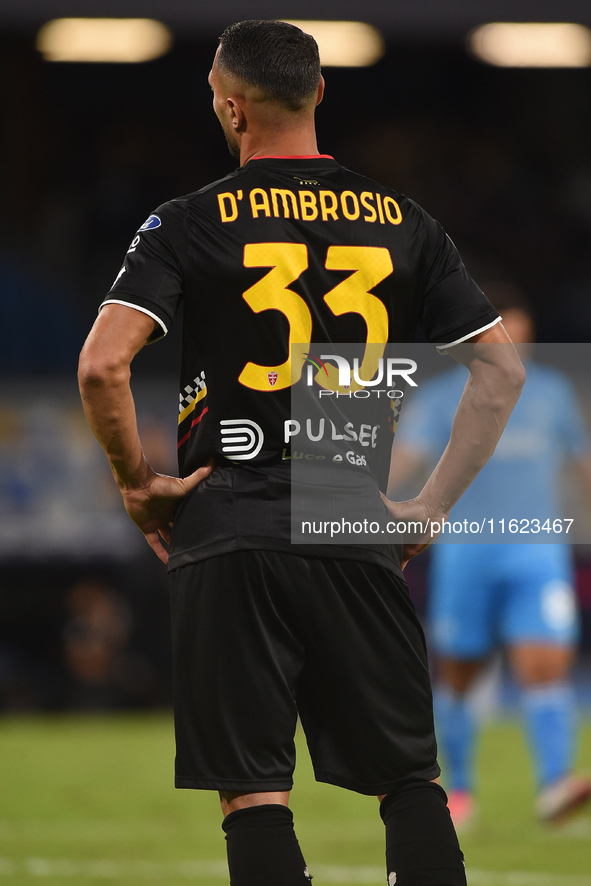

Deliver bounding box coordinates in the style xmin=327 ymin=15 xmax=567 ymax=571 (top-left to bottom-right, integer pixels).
xmin=394 ymin=361 xmax=588 ymax=655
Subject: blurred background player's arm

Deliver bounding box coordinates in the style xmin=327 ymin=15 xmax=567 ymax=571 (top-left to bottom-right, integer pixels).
xmin=573 ymin=454 xmax=591 ymax=500
xmin=78 ymin=303 xmax=212 ymax=564
xmin=382 ymin=322 xmax=525 ymax=565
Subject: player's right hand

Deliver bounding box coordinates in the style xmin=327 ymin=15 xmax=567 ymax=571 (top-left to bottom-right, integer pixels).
xmin=121 ymin=461 xmax=214 ymax=564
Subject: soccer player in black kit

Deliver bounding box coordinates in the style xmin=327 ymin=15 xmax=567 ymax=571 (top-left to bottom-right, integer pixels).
xmin=79 ymin=20 xmax=525 ymax=886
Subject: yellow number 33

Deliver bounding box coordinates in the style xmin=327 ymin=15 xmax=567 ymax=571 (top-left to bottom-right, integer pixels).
xmin=238 ymin=242 xmax=392 ymax=391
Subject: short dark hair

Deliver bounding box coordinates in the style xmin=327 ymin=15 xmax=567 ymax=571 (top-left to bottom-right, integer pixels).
xmin=218 ymin=20 xmax=321 ymax=110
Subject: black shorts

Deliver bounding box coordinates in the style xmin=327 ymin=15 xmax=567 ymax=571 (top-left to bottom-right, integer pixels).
xmin=169 ymin=550 xmax=439 ymax=795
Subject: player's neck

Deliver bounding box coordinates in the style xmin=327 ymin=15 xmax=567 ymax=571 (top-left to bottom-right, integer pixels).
xmin=239 ymin=128 xmax=321 ymax=165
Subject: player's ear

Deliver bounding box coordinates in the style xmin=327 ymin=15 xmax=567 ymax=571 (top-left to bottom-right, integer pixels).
xmin=316 ymin=76 xmax=325 ymax=106
xmin=227 ymin=97 xmax=245 ymax=132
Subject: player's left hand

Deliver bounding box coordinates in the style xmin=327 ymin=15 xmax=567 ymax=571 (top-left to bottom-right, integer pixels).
xmin=380 ymin=492 xmax=445 ymax=570
xmin=121 ymin=461 xmax=214 ymax=564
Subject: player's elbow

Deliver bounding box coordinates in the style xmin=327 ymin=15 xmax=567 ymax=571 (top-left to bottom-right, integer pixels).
xmin=500 ymin=353 xmax=526 ymax=405
xmin=77 ymin=342 xmax=131 ymax=393
xmin=476 ymin=354 xmax=526 ymax=423
xmin=472 ymin=349 xmax=526 ymax=415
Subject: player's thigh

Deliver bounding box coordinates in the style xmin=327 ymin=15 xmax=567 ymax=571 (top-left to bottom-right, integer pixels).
xmin=169 ymin=552 xmax=306 ymax=790
xmin=295 ymin=558 xmax=440 ymax=795
xmin=502 ymin=544 xmax=579 ymax=647
xmin=438 ymin=656 xmax=488 ymax=693
xmin=508 ymin=642 xmax=575 ymax=686
xmin=428 ymin=544 xmax=499 ymax=658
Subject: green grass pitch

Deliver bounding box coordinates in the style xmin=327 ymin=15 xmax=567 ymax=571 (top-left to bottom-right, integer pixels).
xmin=0 ymin=714 xmax=589 ymax=885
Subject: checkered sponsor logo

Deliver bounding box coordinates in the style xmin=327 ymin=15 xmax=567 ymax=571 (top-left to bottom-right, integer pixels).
xmin=179 ymin=372 xmax=206 ymax=415
xmin=389 ymin=397 xmax=402 ymax=432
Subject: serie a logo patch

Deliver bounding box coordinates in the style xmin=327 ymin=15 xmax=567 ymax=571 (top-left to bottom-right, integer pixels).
xmin=138 ymin=214 xmax=162 ymax=231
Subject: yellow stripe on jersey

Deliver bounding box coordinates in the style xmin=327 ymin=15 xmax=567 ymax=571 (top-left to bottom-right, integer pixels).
xmin=178 ymin=385 xmax=207 ymax=425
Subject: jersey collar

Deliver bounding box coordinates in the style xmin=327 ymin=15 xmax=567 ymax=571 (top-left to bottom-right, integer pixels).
xmin=249 ymin=154 xmax=335 ymax=160
xmin=244 ymin=154 xmax=337 ymax=168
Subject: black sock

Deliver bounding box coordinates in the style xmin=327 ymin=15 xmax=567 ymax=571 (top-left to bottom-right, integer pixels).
xmin=380 ymin=782 xmax=467 ymax=886
xmin=222 ymin=804 xmax=312 ymax=886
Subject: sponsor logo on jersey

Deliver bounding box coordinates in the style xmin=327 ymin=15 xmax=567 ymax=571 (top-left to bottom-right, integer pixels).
xmin=220 ymin=419 xmax=264 ymax=460
xmin=284 ymin=418 xmax=380 ymax=448
xmin=281 ymin=448 xmax=366 ymax=466
xmin=281 ymin=448 xmax=327 ymax=461
xmin=138 ymin=214 xmax=162 ymax=231
xmin=346 ymin=451 xmax=367 ymax=466
xmin=293 ymin=175 xmax=320 ymax=186
xmin=178 ymin=372 xmax=207 ymax=423
xmin=267 ymin=372 xmax=278 ymax=387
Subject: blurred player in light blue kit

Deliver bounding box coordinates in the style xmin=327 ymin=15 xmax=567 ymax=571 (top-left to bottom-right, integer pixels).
xmin=389 ymin=284 xmax=591 ymax=826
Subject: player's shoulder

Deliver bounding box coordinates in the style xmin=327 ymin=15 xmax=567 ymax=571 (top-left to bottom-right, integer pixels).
xmin=138 ymin=170 xmax=246 ymax=237
xmin=154 ymin=168 xmax=247 ymax=213
xmin=189 ymin=167 xmax=246 ymax=198
xmin=339 ymin=166 xmax=441 ymax=250
xmin=338 ymin=164 xmax=422 ymax=210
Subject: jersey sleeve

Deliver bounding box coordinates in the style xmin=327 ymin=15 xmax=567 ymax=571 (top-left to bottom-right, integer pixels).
xmin=100 ymin=199 xmax=187 ymax=342
xmin=417 ymin=209 xmax=500 ymax=346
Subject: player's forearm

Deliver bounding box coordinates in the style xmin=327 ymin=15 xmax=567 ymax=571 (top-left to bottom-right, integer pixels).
xmin=78 ymin=305 xmax=158 ymax=491
xmin=574 ymin=455 xmax=591 ymax=503
xmin=418 ymin=345 xmax=525 ymax=517
xmin=78 ymin=353 xmax=149 ymax=492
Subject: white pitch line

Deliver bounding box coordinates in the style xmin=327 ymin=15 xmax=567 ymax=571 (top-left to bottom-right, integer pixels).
xmin=0 ymin=859 xmax=589 ymax=884
xmin=467 ymin=873 xmax=591 ymax=886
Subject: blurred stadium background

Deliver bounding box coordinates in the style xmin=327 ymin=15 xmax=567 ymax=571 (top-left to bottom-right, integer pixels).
xmin=1 ymin=1 xmax=591 ymax=883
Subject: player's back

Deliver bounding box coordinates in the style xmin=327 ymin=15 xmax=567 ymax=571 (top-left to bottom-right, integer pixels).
xmin=147 ymin=158 xmax=492 ymax=471
xmin=103 ymin=155 xmax=498 ymax=569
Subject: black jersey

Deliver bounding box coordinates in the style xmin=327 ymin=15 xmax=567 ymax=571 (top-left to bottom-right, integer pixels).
xmin=102 ymin=156 xmax=499 ymax=571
